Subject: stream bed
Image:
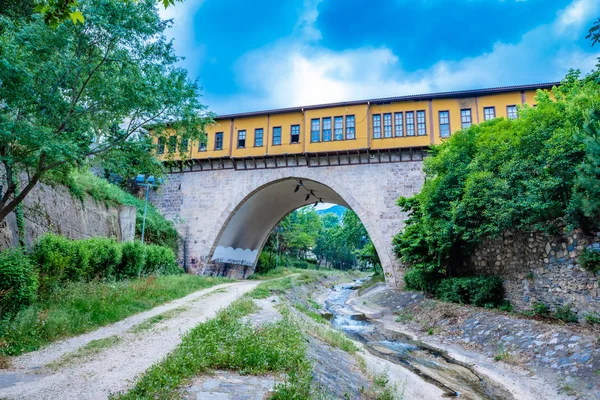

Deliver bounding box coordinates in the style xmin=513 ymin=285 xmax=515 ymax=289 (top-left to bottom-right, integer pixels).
xmin=324 ymin=281 xmax=515 ymax=399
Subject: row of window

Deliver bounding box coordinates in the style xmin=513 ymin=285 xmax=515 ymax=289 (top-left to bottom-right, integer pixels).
xmin=372 ymin=105 xmax=519 ymax=139
xmin=233 ymin=124 xmax=302 ymax=149
xmin=158 ymin=105 xmax=521 ymax=153
xmin=372 ymin=110 xmax=427 ymax=139
xmin=310 ymin=115 xmax=356 ymax=142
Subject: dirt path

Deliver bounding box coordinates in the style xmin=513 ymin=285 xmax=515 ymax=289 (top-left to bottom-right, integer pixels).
xmin=0 ymin=280 xmax=260 ymax=400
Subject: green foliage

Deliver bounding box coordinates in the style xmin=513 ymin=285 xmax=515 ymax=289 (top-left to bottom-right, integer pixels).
xmin=31 ymin=234 xmax=91 ymax=295
xmin=533 ymin=302 xmax=550 ymax=316
xmin=85 ymin=238 xmax=123 ymax=280
xmin=570 ymin=109 xmax=600 ymax=231
xmin=584 ymin=313 xmax=600 ymax=324
xmin=144 ymin=244 xmax=180 ymax=275
xmin=114 ymin=300 xmax=312 ymax=400
xmin=0 ymin=0 xmax=210 ymax=223
xmin=554 ymin=304 xmax=578 ymax=323
xmin=0 ymin=275 xmax=231 ymax=356
xmin=259 ymin=206 xmax=376 ymax=275
xmin=403 ymin=265 xmax=444 ymax=292
xmin=394 ymin=72 xmax=600 ymax=283
xmin=435 ymin=276 xmax=505 ymax=307
xmin=0 ymin=249 xmax=38 ymax=316
xmin=118 ymin=241 xmax=146 ymax=279
xmin=30 ymin=234 xmax=181 ymax=294
xmin=579 ymin=247 xmax=600 ymax=274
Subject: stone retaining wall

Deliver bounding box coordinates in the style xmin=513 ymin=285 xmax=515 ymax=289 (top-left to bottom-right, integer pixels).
xmin=0 ymin=181 xmax=136 ymax=250
xmin=463 ymin=228 xmax=600 ymax=317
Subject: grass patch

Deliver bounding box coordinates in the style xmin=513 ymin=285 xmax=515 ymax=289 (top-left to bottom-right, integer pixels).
xmin=129 ymin=306 xmax=189 ymax=333
xmin=246 ymin=276 xmax=294 ymax=299
xmin=112 ymin=297 xmax=314 ymax=399
xmin=394 ymin=310 xmax=414 ymax=323
xmin=48 ymin=335 xmax=121 ymax=369
xmin=307 ymin=298 xmax=322 ymax=310
xmin=294 ymin=303 xmax=328 ymax=324
xmin=0 ymin=275 xmax=231 ymax=356
xmin=493 ymin=344 xmax=510 ymax=362
xmin=358 ymin=274 xmax=385 ymax=296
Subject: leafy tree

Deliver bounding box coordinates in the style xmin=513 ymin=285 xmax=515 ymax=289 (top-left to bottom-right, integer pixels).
xmin=394 ymin=71 xmax=600 ymax=290
xmin=588 ymin=18 xmax=600 ymax=47
xmin=0 ymin=0 xmax=210 ymax=223
xmin=0 ymin=0 xmax=183 ymax=27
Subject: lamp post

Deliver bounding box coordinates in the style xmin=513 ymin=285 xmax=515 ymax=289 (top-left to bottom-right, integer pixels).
xmin=135 ymin=174 xmax=159 ymax=243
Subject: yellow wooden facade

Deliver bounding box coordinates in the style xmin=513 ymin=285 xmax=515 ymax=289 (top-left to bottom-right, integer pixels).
xmin=156 ymin=83 xmax=556 ymax=161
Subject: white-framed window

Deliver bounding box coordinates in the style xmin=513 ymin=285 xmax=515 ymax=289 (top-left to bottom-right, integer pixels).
xmin=273 ymin=127 xmax=282 ymax=145
xmin=406 ymin=111 xmax=415 ymax=136
xmin=311 ymin=119 xmax=320 ymax=142
xmin=237 ymin=130 xmax=246 ymax=148
xmin=345 ymin=115 xmax=355 ymax=139
xmin=484 ymin=106 xmax=496 ymax=121
xmin=334 ymin=116 xmax=343 ymax=140
xmin=322 ymin=117 xmax=332 ymax=142
xmin=383 ymin=113 xmax=392 ymax=138
xmin=291 ymin=125 xmax=300 ymax=143
xmin=461 ymin=109 xmax=472 ymax=129
xmin=372 ymin=114 xmax=381 ymax=139
xmin=439 ymin=111 xmax=450 ymax=138
xmin=417 ymin=110 xmax=426 ymax=136
xmin=507 ymin=105 xmax=518 ymax=120
xmin=394 ymin=112 xmax=403 ymax=137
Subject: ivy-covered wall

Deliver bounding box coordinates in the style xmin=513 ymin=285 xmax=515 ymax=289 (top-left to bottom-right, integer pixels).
xmin=463 ymin=227 xmax=600 ymax=318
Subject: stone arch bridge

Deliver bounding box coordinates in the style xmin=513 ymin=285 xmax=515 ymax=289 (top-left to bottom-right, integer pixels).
xmin=150 ymin=148 xmax=425 ymax=287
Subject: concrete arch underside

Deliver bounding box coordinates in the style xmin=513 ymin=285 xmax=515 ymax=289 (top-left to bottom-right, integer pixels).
xmin=150 ymin=161 xmax=425 ymax=287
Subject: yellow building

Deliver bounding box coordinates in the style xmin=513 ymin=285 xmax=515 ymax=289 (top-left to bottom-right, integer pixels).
xmin=156 ymin=83 xmax=556 ymax=167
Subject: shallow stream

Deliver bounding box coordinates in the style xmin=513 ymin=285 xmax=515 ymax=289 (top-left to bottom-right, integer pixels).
xmin=324 ymin=281 xmax=514 ymax=399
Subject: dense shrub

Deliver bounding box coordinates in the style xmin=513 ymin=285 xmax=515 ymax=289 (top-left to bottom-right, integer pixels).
xmin=118 ymin=241 xmax=146 ymax=278
xmin=144 ymin=244 xmax=180 ymax=275
xmin=436 ymin=276 xmax=505 ymax=307
xmin=31 ymin=234 xmax=91 ymax=294
xmin=579 ymin=247 xmax=600 ymax=274
xmin=0 ymin=249 xmax=38 ymax=316
xmin=86 ymin=237 xmax=122 ymax=280
xmin=403 ymin=265 xmax=444 ymax=292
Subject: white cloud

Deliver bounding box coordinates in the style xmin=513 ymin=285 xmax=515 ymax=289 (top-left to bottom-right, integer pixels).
xmin=162 ymin=0 xmax=600 ymax=113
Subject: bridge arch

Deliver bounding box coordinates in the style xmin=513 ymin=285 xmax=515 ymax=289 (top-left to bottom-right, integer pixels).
xmin=208 ymin=176 xmax=395 ymax=283
xmin=150 ymin=159 xmax=425 ymax=287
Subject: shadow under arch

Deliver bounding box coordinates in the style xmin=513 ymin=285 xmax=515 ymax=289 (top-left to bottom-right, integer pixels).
xmin=208 ymin=176 xmax=396 ymax=285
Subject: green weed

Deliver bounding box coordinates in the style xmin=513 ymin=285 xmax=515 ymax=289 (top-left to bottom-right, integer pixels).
xmin=112 ymin=298 xmax=313 ymax=399
xmin=0 ymin=275 xmax=230 ymax=356
xmin=48 ymin=335 xmax=121 ymax=369
xmin=129 ymin=306 xmax=189 ymax=333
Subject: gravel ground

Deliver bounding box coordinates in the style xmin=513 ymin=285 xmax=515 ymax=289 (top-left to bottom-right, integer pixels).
xmin=0 ymin=281 xmax=260 ymax=400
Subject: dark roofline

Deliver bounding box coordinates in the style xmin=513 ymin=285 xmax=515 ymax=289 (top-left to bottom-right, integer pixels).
xmin=215 ymin=82 xmax=559 ymax=120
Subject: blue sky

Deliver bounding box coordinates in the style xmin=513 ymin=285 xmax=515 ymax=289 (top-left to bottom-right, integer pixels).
xmin=160 ymin=0 xmax=600 ymax=115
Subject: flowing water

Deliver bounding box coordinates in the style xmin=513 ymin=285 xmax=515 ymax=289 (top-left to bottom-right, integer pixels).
xmin=324 ymin=281 xmax=514 ymax=400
